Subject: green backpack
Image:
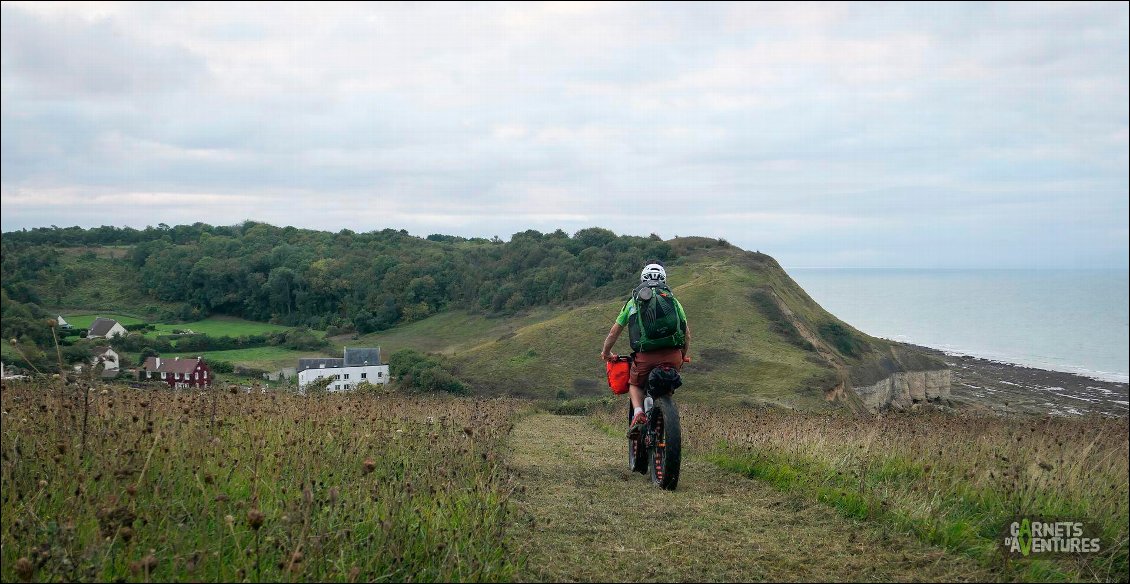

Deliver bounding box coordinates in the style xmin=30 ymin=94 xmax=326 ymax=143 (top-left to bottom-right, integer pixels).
xmin=628 ymin=283 xmax=686 ymax=352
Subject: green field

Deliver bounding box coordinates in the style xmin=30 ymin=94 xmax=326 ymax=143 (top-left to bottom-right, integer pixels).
xmin=166 ymin=346 xmax=318 ymax=371
xmin=148 ymin=316 xmax=301 ymax=338
xmin=62 ymin=313 xmax=148 ymax=329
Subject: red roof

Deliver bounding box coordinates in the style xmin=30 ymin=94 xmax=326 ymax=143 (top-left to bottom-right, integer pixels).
xmin=142 ymin=356 xmax=205 ymax=374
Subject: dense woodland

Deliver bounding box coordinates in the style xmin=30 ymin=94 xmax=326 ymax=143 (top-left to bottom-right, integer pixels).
xmin=1 ymin=222 xmax=677 ymax=348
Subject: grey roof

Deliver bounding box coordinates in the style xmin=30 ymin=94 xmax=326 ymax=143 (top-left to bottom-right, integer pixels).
xmin=344 ymin=347 xmax=381 ymax=366
xmin=88 ymin=318 xmax=119 ymax=337
xmin=297 ymin=358 xmax=344 ymax=372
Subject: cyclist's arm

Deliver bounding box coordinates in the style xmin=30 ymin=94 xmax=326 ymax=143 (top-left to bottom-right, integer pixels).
xmin=603 ymin=299 xmax=633 ymax=360
xmin=601 ymin=323 xmax=623 ymax=361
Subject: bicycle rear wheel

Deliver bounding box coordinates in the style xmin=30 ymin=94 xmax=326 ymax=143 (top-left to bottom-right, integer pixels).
xmin=647 ymin=395 xmax=681 ymax=490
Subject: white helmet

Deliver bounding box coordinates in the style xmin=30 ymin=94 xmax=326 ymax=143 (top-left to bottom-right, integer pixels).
xmin=640 ymin=263 xmax=666 ymax=284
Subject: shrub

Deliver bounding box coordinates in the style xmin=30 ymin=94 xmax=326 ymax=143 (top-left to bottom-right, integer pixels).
xmin=389 ymin=348 xmax=469 ymax=395
xmin=817 ymin=321 xmax=869 ymax=358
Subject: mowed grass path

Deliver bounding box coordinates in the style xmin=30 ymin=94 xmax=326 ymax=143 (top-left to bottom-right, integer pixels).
xmin=509 ymin=414 xmax=990 ymax=582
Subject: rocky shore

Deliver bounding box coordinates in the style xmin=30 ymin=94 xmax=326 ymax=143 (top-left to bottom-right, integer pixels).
xmin=908 ymin=344 xmax=1129 ymax=417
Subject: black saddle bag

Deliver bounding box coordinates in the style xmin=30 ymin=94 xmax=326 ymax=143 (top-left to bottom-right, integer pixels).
xmin=646 ymin=365 xmax=682 ymax=397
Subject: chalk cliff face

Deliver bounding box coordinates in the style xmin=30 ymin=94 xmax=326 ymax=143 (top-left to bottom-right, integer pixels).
xmin=853 ymin=369 xmax=952 ymax=411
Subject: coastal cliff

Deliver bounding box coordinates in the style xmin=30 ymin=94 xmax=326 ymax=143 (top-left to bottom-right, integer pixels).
xmin=853 ymin=369 xmax=952 ymax=411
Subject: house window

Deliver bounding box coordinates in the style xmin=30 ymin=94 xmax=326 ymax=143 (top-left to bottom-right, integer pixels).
xmin=344 ymin=373 xmax=350 ymax=379
xmin=361 ymin=372 xmax=367 ymax=379
xmin=377 ymin=372 xmax=383 ymax=378
xmin=161 ymin=372 xmax=167 ymax=379
xmin=335 ymin=374 xmax=341 ymax=380
xmin=203 ymin=370 xmax=208 ymax=379
xmin=334 ymin=385 xmax=340 ymax=390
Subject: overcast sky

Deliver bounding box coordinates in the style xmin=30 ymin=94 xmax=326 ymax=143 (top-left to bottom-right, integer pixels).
xmin=1 ymin=2 xmax=1127 ymax=268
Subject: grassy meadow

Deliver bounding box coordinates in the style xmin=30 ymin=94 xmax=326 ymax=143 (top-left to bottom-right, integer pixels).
xmin=147 ymin=317 xmax=302 ymax=339
xmin=61 ymin=315 xmax=306 ymax=340
xmin=164 ymin=346 xmax=313 ymax=372
xmin=593 ymin=402 xmax=1129 ymax=582
xmin=2 ymin=376 xmax=1127 ymax=582
xmin=1 ymin=380 xmax=527 ymax=582
xmin=62 ymin=314 xmax=148 ymax=330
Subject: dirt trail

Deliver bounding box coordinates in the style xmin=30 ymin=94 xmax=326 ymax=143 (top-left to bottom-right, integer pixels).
xmin=509 ymin=413 xmax=989 ymax=582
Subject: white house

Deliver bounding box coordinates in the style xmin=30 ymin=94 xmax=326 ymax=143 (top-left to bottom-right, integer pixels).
xmin=88 ymin=346 xmax=119 ymax=372
xmin=87 ymin=318 xmax=128 ymax=339
xmin=297 ymin=347 xmax=389 ymax=393
xmin=74 ymin=346 xmax=120 ymax=377
xmin=56 ymin=315 xmax=73 ymax=330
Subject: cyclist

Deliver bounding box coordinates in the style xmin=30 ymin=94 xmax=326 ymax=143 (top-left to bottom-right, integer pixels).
xmin=600 ymin=261 xmax=690 ymax=439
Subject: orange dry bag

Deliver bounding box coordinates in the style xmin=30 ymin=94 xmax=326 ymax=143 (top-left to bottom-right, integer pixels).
xmin=606 ymin=356 xmax=631 ymax=395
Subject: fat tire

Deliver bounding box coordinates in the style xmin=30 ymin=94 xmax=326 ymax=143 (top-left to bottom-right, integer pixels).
xmin=648 ymin=395 xmax=681 ymax=490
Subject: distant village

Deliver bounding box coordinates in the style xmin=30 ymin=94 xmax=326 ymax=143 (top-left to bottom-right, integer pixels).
xmin=1 ymin=316 xmax=390 ymax=393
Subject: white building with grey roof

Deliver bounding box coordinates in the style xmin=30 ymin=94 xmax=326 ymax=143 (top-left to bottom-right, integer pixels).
xmin=296 ymin=347 xmax=389 ymax=393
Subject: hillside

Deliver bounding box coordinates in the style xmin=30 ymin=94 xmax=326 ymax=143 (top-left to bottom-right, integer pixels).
xmin=355 ymin=239 xmax=947 ymax=410
xmin=2 ymin=225 xmax=947 ymax=410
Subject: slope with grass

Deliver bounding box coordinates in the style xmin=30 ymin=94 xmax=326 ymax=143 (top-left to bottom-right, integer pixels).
xmin=378 ymin=241 xmax=947 ymax=410
xmin=38 ymin=251 xmax=178 ymax=317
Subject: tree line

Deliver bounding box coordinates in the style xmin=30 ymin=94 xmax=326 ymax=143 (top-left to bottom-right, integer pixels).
xmin=2 ymin=222 xmax=675 ymax=341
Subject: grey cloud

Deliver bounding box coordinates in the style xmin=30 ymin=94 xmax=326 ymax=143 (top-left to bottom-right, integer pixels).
xmin=0 ymin=6 xmax=209 ymax=97
xmin=1 ymin=2 xmax=1126 ymax=269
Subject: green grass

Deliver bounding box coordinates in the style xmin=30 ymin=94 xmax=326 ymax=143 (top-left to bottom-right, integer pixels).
xmin=166 ymin=346 xmax=318 ymax=371
xmin=344 ymin=309 xmax=559 ymax=356
xmin=62 ymin=315 xmax=307 ymax=341
xmin=63 ymin=313 xmax=148 ymax=329
xmin=644 ymin=405 xmax=1130 ymax=583
xmin=148 ymin=316 xmax=302 ymax=338
xmin=440 ymin=258 xmax=837 ymax=407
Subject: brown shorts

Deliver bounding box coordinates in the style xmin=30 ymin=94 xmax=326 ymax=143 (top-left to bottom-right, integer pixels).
xmin=629 ymin=347 xmax=685 ymax=387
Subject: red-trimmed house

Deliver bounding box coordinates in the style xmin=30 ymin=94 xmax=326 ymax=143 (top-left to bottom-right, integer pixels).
xmin=140 ymin=356 xmax=213 ymax=389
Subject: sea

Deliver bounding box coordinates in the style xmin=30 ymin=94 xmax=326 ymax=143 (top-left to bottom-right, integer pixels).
xmin=785 ymin=268 xmax=1130 ymax=384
